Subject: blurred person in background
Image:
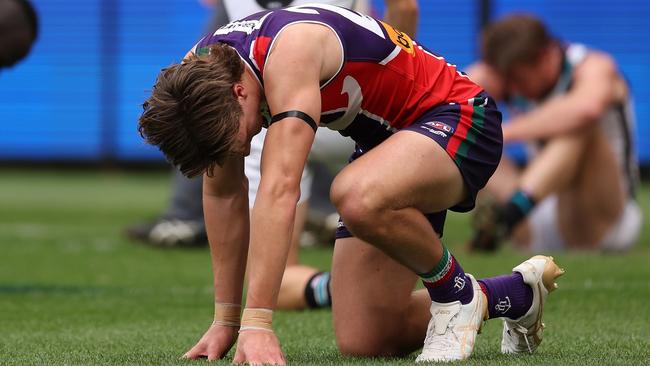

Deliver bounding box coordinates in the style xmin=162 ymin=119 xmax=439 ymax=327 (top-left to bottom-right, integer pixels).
xmin=467 ymin=14 xmax=641 ymax=253
xmin=0 ymin=0 xmax=38 ymax=69
xmin=127 ymin=0 xmax=419 ymax=311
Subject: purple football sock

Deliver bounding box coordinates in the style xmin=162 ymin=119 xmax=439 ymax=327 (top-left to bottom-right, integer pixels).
xmin=478 ymin=272 xmax=533 ymax=320
xmin=420 ymin=247 xmax=474 ymax=305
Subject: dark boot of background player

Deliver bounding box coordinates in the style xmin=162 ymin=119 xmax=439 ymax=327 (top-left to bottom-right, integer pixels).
xmin=469 ymin=190 xmax=536 ymax=252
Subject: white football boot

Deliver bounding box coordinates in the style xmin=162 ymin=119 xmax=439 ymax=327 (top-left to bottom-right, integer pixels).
xmin=416 ymin=274 xmax=487 ymax=363
xmin=501 ymin=255 xmax=565 ymax=354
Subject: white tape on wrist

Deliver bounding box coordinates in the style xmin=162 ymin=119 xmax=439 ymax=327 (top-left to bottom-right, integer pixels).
xmin=212 ymin=302 xmax=241 ymax=327
xmin=239 ymin=308 xmax=273 ymax=333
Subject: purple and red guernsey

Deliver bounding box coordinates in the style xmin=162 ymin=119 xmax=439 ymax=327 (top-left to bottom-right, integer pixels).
xmin=193 ymin=4 xmax=484 ymax=150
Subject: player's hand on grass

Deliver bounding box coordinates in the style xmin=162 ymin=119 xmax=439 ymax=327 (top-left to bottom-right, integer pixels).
xmin=183 ymin=323 xmax=238 ymax=361
xmin=233 ymin=329 xmax=286 ymax=366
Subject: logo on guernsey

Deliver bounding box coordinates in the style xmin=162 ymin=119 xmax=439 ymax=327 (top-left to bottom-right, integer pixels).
xmin=214 ymin=16 xmax=266 ymax=35
xmin=495 ymin=296 xmax=512 ymax=314
xmin=425 ymin=121 xmax=454 ymax=134
xmin=453 ymin=275 xmax=466 ymax=292
xmin=419 ymin=126 xmax=448 ymax=138
xmin=380 ymin=21 xmax=415 ymax=56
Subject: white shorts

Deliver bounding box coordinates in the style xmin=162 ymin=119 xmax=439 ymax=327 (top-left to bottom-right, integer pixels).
xmin=245 ymin=128 xmax=354 ymax=207
xmin=529 ymin=195 xmax=643 ymax=252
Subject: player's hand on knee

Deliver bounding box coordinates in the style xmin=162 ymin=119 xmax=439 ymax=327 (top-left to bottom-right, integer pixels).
xmin=233 ymin=330 xmax=286 ymax=366
xmin=183 ymin=323 xmax=238 ymax=361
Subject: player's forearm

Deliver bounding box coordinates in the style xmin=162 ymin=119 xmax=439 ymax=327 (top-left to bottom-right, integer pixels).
xmin=504 ymin=95 xmax=600 ymax=142
xmin=245 ymin=188 xmax=300 ymax=309
xmin=204 ymin=187 xmax=250 ymax=305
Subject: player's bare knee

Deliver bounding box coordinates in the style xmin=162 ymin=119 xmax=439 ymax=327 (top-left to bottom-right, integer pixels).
xmin=336 ymin=329 xmax=403 ymax=358
xmin=337 ymin=338 xmax=388 ymax=358
xmin=329 ymin=172 xmax=349 ymax=212
xmin=331 ymin=173 xmax=366 ymax=216
xmin=555 ymin=124 xmax=596 ymax=150
xmin=331 ymin=177 xmax=385 ymax=234
xmin=337 ymin=198 xmax=380 ymax=234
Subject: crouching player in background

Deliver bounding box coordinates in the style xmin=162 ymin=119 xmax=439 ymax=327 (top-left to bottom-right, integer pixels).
xmin=138 ymin=5 xmax=564 ymax=364
xmin=467 ymin=14 xmax=642 ymax=253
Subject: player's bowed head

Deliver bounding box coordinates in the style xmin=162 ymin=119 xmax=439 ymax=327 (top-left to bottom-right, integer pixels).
xmin=139 ymin=43 xmax=264 ymax=178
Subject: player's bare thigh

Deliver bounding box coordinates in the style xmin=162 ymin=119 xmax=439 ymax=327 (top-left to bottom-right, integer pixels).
xmin=331 ymin=130 xmax=467 ymax=215
xmin=331 ymin=237 xmax=431 ymax=357
xmin=557 ymin=125 xmax=625 ymax=248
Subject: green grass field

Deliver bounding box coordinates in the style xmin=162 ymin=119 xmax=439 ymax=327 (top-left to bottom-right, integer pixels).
xmin=1 ymin=169 xmax=649 ymax=365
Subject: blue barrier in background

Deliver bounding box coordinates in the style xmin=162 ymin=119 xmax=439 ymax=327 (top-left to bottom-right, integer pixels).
xmin=0 ymin=0 xmax=648 ymax=163
xmin=0 ymin=0 xmax=209 ymax=161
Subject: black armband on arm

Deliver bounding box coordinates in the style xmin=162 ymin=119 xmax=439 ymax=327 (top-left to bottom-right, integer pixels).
xmin=269 ymin=110 xmax=318 ymax=133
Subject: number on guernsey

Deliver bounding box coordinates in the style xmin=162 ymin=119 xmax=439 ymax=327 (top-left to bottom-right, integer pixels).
xmin=284 ymin=4 xmax=384 ymax=39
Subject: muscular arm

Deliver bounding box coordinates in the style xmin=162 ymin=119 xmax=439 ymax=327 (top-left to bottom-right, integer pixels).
xmin=203 ymin=155 xmax=249 ymax=305
xmin=504 ymin=53 xmax=620 ymax=142
xmin=244 ymin=23 xmax=336 ymax=309
xmin=383 ymin=0 xmax=419 ymax=38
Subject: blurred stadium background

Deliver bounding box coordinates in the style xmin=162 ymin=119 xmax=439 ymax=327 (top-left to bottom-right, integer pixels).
xmin=1 ymin=1 xmax=650 ymax=365
xmin=1 ymin=0 xmax=649 ymax=164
